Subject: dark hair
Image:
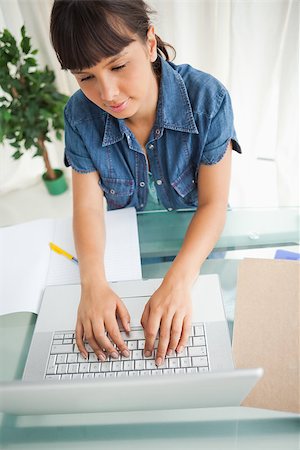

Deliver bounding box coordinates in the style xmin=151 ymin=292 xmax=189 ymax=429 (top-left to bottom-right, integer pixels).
xmin=50 ymin=0 xmax=175 ymax=72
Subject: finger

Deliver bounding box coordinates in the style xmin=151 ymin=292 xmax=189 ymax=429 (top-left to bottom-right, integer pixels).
xmin=140 ymin=302 xmax=150 ymax=328
xmin=167 ymin=314 xmax=184 ymax=355
xmin=143 ymin=307 xmax=161 ymax=358
xmin=176 ymin=316 xmax=192 ymax=354
xmin=106 ymin=322 xmax=130 ymax=357
xmin=92 ymin=321 xmax=119 ymax=358
xmin=116 ymin=300 xmax=131 ymax=333
xmin=155 ymin=315 xmax=173 ymax=366
xmin=82 ymin=321 xmax=107 ymax=361
xmin=75 ymin=320 xmax=88 ymax=359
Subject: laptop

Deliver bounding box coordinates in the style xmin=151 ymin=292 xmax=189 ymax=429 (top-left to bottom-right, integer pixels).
xmin=0 ymin=275 xmax=263 ymax=415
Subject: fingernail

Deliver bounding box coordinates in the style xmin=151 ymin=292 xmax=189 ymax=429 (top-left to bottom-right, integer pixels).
xmin=122 ymin=349 xmax=129 ymax=357
xmin=156 ymin=357 xmax=162 ymax=367
xmin=98 ymin=354 xmax=106 ymax=361
xmin=80 ymin=352 xmax=87 ymax=359
xmin=111 ymin=351 xmax=119 ymax=359
xmin=126 ymin=322 xmax=131 ymax=332
xmin=167 ymin=349 xmax=173 ymax=356
xmin=177 ymin=346 xmax=183 ymax=354
xmin=144 ymin=350 xmax=151 ymax=357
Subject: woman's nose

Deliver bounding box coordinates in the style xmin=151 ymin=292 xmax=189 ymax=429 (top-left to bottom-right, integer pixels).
xmin=98 ymin=78 xmax=119 ymax=103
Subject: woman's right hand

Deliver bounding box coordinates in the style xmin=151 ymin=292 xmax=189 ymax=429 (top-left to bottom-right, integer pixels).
xmin=75 ymin=281 xmax=131 ymax=361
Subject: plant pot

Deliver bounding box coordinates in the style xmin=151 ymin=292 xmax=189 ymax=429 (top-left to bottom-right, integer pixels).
xmin=42 ymin=169 xmax=68 ymax=195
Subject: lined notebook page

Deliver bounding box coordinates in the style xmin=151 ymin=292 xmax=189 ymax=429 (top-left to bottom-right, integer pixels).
xmin=46 ymin=207 xmax=142 ymax=286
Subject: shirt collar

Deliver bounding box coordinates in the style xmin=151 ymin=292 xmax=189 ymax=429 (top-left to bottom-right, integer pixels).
xmin=102 ymin=56 xmax=198 ymax=147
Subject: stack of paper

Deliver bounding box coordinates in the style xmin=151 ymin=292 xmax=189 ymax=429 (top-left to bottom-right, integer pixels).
xmin=0 ymin=208 xmax=142 ymax=316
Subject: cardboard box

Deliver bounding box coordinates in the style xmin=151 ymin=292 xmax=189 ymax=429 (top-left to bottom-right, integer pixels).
xmin=232 ymin=258 xmax=300 ymax=413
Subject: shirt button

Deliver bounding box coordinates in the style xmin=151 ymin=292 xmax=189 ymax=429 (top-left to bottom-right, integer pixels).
xmin=155 ymin=129 xmax=160 ymax=135
xmin=139 ymin=181 xmax=145 ymax=187
xmin=109 ymin=189 xmax=115 ymax=195
xmin=156 ymin=179 xmax=162 ymax=185
xmin=148 ymin=144 xmax=154 ymax=150
xmin=140 ymin=204 xmax=144 ymax=208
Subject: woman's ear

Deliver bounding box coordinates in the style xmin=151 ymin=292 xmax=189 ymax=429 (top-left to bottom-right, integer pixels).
xmin=147 ymin=25 xmax=157 ymax=62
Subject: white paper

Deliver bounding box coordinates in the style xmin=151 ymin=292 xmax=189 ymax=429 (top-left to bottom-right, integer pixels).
xmin=0 ymin=219 xmax=55 ymax=315
xmin=0 ymin=208 xmax=142 ymax=315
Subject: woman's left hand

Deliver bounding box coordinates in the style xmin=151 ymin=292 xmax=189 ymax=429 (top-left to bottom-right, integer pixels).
xmin=141 ymin=279 xmax=193 ymax=367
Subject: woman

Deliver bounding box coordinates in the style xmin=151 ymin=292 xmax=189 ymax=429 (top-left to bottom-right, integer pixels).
xmin=50 ymin=0 xmax=241 ymax=368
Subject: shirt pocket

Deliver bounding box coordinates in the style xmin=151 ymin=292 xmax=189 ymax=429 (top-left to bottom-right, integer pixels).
xmin=171 ymin=165 xmax=198 ymax=206
xmin=99 ymin=177 xmax=134 ymax=210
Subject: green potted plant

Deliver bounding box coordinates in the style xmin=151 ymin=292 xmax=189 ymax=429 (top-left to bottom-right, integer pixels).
xmin=0 ymin=25 xmax=69 ymax=195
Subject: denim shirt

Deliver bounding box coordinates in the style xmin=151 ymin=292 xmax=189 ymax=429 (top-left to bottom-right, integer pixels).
xmin=64 ymin=57 xmax=241 ymax=211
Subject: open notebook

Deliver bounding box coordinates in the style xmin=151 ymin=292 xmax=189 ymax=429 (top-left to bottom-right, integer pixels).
xmin=0 ymin=208 xmax=142 ymax=315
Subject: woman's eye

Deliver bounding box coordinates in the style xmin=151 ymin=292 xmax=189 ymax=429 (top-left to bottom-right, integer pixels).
xmin=112 ymin=64 xmax=126 ymax=72
xmin=80 ymin=75 xmax=93 ymax=82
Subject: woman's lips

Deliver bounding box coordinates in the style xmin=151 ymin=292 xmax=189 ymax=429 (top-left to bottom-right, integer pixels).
xmin=107 ymin=99 xmax=129 ymax=113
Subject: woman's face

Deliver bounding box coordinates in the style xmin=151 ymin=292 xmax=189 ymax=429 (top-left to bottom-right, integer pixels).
xmin=72 ymin=29 xmax=158 ymax=122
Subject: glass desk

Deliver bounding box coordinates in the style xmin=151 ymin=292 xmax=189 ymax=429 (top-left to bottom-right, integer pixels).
xmin=0 ymin=206 xmax=299 ymax=449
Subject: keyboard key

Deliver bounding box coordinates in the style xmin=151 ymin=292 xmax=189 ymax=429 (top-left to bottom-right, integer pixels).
xmin=194 ymin=325 xmax=204 ymax=336
xmin=138 ymin=340 xmax=145 ymax=350
xmin=128 ymin=371 xmax=139 ymax=376
xmin=168 ymin=358 xmax=179 ymax=369
xmin=124 ymin=360 xmax=134 ymax=371
xmin=46 ymin=375 xmax=61 ymax=380
xmin=64 ymin=333 xmax=74 ymax=339
xmin=128 ymin=340 xmax=137 ymax=350
xmin=90 ymin=363 xmax=100 ymax=372
xmin=61 ymin=374 xmax=72 ymax=380
xmin=67 ymin=353 xmax=78 ymax=364
xmin=56 ymin=354 xmax=67 ymax=364
xmin=135 ymin=360 xmax=145 ymax=370
xmin=79 ymin=363 xmax=90 ymax=373
xmin=163 ymin=368 xmax=174 ymax=375
xmin=68 ymin=363 xmax=79 ymax=374
xmin=94 ymin=373 xmax=105 ymax=378
xmin=132 ymin=350 xmax=143 ymax=360
xmin=141 ymin=370 xmax=151 ymax=376
xmin=53 ymin=339 xmax=63 ymax=345
xmin=120 ymin=330 xmax=145 ymax=340
xmin=88 ymin=353 xmax=98 ymax=362
xmin=83 ymin=373 xmax=94 ymax=379
xmin=78 ymin=354 xmax=87 ymax=363
xmin=48 ymin=355 xmax=56 ymax=366
xmin=112 ymin=361 xmax=123 ymax=371
xmin=106 ymin=372 xmax=116 ymax=378
xmin=63 ymin=339 xmax=73 ymax=344
xmin=198 ymin=366 xmax=209 ymax=372
xmin=51 ymin=344 xmax=73 ymax=354
xmin=146 ymin=360 xmax=156 ymax=370
xmin=175 ymin=368 xmax=186 ymax=374
xmin=188 ymin=346 xmax=207 ymax=357
xmin=57 ymin=364 xmax=68 ymax=374
xmin=72 ymin=373 xmax=83 ymax=379
xmin=192 ymin=356 xmax=208 ymax=367
xmin=117 ymin=371 xmax=128 ymax=377
xmin=53 ymin=334 xmax=64 ymax=340
xmin=193 ymin=336 xmax=205 ymax=346
xmin=151 ymin=369 xmax=163 ymax=376
xmin=187 ymin=367 xmax=198 ymax=374
xmin=46 ymin=365 xmax=57 ymax=375
xmin=180 ymin=357 xmax=191 ymax=368
xmin=101 ymin=362 xmax=111 ymax=372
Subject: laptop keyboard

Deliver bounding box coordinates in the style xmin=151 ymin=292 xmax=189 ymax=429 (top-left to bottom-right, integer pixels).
xmin=45 ymin=323 xmax=209 ymax=380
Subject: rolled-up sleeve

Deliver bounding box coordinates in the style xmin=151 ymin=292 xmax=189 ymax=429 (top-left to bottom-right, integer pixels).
xmin=64 ymin=110 xmax=96 ymax=173
xmin=201 ymin=89 xmax=242 ymax=165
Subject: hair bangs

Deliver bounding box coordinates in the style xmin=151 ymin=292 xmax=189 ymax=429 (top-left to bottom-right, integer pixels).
xmin=51 ymin=1 xmax=135 ymax=71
